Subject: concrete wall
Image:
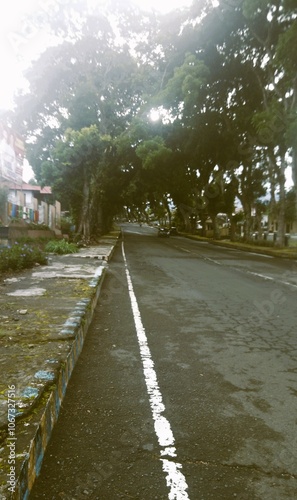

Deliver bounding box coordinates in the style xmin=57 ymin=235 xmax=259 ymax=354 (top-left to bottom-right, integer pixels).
xmin=4 ymin=192 xmax=61 ymax=232
xmin=0 ymin=221 xmax=55 ymax=245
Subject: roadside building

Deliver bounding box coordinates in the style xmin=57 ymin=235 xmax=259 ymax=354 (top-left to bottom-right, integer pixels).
xmin=4 ymin=182 xmax=61 ymax=231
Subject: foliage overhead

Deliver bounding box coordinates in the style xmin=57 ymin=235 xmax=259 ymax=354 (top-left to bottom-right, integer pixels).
xmin=9 ymin=0 xmax=297 ymax=242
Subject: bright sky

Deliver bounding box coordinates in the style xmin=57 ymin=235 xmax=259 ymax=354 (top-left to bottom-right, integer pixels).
xmin=0 ymin=0 xmax=193 ymax=111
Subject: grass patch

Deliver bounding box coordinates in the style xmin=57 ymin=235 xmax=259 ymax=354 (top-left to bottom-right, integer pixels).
xmin=45 ymin=239 xmax=79 ymax=255
xmin=180 ymin=233 xmax=297 ymax=258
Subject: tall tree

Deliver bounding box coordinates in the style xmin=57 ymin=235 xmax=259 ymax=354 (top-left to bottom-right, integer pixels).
xmin=240 ymin=0 xmax=296 ymax=244
xmin=49 ymin=126 xmax=112 ymax=239
xmin=8 ymin=0 xmax=297 ymax=242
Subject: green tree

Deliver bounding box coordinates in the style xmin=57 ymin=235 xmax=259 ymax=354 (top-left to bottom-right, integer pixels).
xmin=8 ymin=0 xmax=297 ymax=241
xmin=49 ymin=126 xmax=112 ymax=239
xmin=241 ymin=0 xmax=296 ymax=244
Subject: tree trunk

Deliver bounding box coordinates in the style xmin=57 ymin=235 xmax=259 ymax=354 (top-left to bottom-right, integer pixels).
xmin=229 ymin=215 xmax=237 ymax=241
xmin=268 ymin=149 xmax=277 ymax=232
xmin=255 ymin=206 xmax=263 ymax=240
xmin=78 ymin=177 xmax=90 ymax=240
xmin=276 ymin=153 xmax=286 ymax=247
xmin=179 ymin=203 xmax=192 ymax=232
xmin=238 ymin=191 xmax=252 ymax=241
xmin=97 ymin=203 xmax=105 ymax=235
xmin=243 ymin=210 xmax=253 ymax=241
xmin=210 ymin=213 xmax=220 ymax=240
xmin=184 ymin=215 xmax=191 ymax=232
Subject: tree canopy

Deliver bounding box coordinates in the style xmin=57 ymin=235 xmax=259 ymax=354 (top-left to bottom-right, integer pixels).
xmin=8 ymin=0 xmax=297 ymax=243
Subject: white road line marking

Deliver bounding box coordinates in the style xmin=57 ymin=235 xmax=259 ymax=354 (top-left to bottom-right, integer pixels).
xmin=246 ymin=272 xmax=297 ymax=289
xmin=175 ymin=239 xmax=297 ymax=288
xmin=280 ymin=281 xmax=297 ymax=289
xmin=176 ymin=246 xmax=192 ymax=253
xmin=247 ymin=272 xmax=274 ymax=280
xmin=204 ymin=257 xmax=222 ymax=265
xmin=175 ymin=246 xmax=221 ymax=265
xmin=122 ymin=242 xmax=190 ymax=500
xmin=246 ymin=252 xmax=274 ymax=258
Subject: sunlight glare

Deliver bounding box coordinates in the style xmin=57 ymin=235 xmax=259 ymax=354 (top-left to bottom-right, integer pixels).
xmin=150 ymin=109 xmax=160 ymax=122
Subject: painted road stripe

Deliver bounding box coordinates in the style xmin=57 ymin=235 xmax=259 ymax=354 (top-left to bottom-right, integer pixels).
xmin=175 ymin=246 xmax=192 ymax=253
xmin=122 ymin=241 xmax=190 ymax=500
xmin=175 ymin=246 xmax=221 ymax=265
xmin=280 ymin=281 xmax=297 ymax=289
xmin=247 ymin=271 xmax=274 ymax=280
xmin=246 ymin=252 xmax=274 ymax=258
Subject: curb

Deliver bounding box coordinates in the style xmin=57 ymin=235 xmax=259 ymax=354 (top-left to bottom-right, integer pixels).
xmin=4 ymin=244 xmax=116 ymax=500
xmin=179 ymin=233 xmax=297 ymax=260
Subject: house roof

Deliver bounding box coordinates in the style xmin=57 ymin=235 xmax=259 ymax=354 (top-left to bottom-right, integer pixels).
xmin=40 ymin=186 xmax=52 ymax=194
xmin=4 ymin=181 xmax=52 ymax=194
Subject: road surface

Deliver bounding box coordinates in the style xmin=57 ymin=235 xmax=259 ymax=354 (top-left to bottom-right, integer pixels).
xmin=30 ymin=224 xmax=297 ymax=499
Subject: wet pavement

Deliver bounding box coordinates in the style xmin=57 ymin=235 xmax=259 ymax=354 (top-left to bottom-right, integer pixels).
xmin=0 ymin=233 xmax=119 ymax=500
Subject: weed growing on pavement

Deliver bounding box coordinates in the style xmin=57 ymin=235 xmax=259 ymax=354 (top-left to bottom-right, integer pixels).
xmin=0 ymin=243 xmax=47 ymax=272
xmin=45 ymin=239 xmax=79 ymax=254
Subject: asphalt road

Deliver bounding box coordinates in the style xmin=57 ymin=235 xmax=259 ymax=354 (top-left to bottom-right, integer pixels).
xmin=30 ymin=224 xmax=297 ymax=500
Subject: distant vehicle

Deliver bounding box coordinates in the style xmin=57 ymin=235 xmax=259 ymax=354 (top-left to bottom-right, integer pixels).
xmin=170 ymin=227 xmax=178 ymax=235
xmin=158 ymin=227 xmax=170 ymax=237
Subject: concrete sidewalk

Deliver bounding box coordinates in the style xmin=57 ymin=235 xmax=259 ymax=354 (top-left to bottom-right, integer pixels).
xmin=0 ymin=232 xmax=120 ymax=500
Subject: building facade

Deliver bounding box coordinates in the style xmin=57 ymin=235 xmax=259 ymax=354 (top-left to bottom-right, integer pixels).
xmin=0 ymin=181 xmax=61 ymax=234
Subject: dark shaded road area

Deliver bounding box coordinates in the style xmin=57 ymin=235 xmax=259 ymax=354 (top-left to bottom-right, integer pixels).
xmin=30 ymin=224 xmax=297 ymax=499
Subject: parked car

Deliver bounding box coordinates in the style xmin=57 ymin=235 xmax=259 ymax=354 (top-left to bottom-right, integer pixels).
xmin=158 ymin=227 xmax=170 ymax=237
xmin=170 ymin=226 xmax=178 ymax=235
